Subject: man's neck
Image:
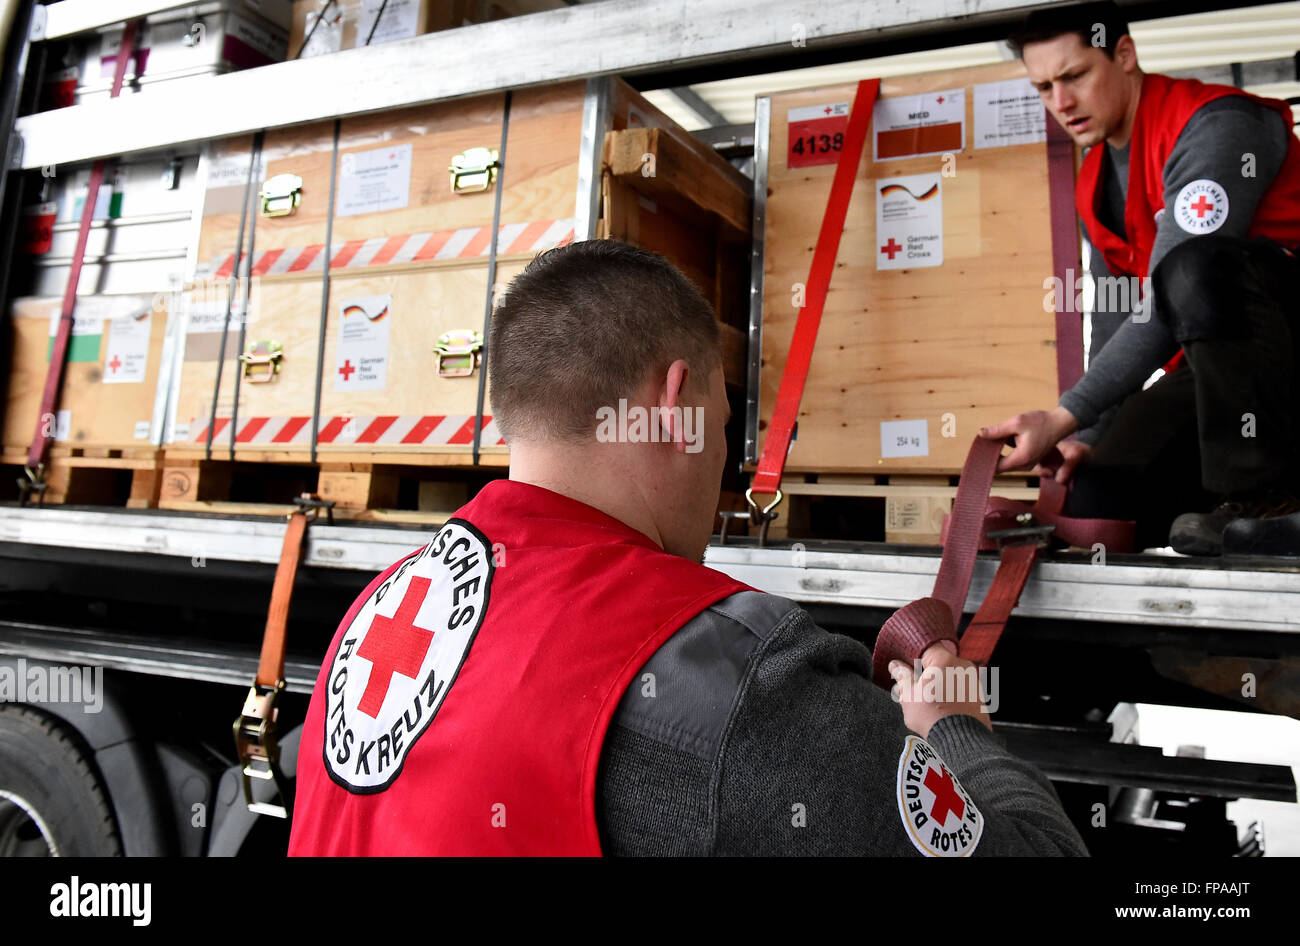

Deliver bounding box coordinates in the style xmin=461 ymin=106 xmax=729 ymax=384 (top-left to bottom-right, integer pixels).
xmin=507 ymin=447 xmax=666 ymax=550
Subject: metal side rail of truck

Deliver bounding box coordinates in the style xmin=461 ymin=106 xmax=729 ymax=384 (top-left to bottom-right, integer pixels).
xmin=0 ymin=502 xmax=1294 ymax=856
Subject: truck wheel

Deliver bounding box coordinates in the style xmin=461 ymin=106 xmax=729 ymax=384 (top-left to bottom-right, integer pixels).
xmin=0 ymin=706 xmax=123 ymax=856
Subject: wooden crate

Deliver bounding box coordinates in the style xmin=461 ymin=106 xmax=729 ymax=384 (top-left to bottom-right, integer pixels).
xmin=3 ymin=294 xmax=170 ymax=455
xmin=171 ymin=77 xmax=751 ymax=468
xmin=757 ymin=61 xmax=1071 ymax=476
xmin=175 ymin=81 xmax=585 ymax=464
xmin=602 ymin=122 xmax=752 ymax=378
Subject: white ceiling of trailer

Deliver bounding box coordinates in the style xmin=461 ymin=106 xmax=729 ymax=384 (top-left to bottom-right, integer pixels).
xmin=644 ymin=2 xmax=1300 ymax=129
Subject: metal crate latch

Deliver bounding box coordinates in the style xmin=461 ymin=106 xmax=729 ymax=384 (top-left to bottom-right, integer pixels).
xmin=449 ymin=147 xmax=499 ymax=194
xmin=435 ymin=329 xmax=484 ymax=377
xmin=239 ymin=340 xmax=283 ymax=382
xmin=260 ymin=173 xmax=303 ymax=217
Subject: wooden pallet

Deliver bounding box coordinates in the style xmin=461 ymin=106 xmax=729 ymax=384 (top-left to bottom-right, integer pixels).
xmin=1 ymin=447 xmax=165 ymax=508
xmin=755 ymin=472 xmax=1038 ymax=544
xmin=155 ymin=456 xmax=500 ymax=524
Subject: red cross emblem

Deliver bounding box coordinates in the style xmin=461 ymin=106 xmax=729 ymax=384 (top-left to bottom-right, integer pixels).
xmin=355 ymin=576 xmax=436 ymax=718
xmin=824 ymin=106 xmax=833 ymax=115
xmin=338 ymin=359 xmax=356 ymax=381
xmin=936 ymin=95 xmax=945 ymax=104
xmin=1190 ymin=195 xmax=1214 ymax=218
xmin=881 ymin=238 xmax=902 ymax=260
xmin=108 ymin=356 xmax=122 ymax=373
xmin=924 ymin=765 xmax=965 ymax=823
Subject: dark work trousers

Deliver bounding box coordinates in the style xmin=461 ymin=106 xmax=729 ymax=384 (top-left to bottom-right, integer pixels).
xmin=1066 ymin=235 xmax=1300 ymax=549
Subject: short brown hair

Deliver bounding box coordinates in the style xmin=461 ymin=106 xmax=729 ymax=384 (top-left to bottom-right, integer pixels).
xmin=1007 ymin=1 xmax=1130 ymax=60
xmin=488 ymin=240 xmax=721 ymax=443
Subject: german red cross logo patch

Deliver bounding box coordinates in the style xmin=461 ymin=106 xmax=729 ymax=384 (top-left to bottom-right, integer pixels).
xmin=1172 ymin=179 xmax=1229 ymax=234
xmin=323 ymin=520 xmax=493 ymax=792
xmin=896 ymin=735 xmax=983 ymax=856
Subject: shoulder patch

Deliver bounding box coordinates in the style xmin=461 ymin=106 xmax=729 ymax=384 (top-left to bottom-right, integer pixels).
xmin=323 ymin=519 xmax=493 ymax=793
xmin=896 ymin=734 xmax=983 ymax=856
xmin=1172 ymin=179 xmax=1229 ymax=234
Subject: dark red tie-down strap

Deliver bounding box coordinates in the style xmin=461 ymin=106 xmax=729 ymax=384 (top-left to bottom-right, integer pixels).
xmin=28 ymin=19 xmax=142 ymax=470
xmin=870 ymin=437 xmax=1135 ymax=689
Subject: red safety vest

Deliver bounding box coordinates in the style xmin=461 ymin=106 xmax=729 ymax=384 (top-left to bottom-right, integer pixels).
xmin=1076 ymin=73 xmax=1300 ymax=374
xmin=288 ymin=479 xmax=751 ymax=856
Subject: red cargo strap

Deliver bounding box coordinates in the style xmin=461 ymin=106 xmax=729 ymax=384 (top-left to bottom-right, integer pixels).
xmin=748 ymin=78 xmax=880 ymax=522
xmin=871 ymin=436 xmax=1135 ymax=688
xmin=26 ymin=18 xmax=142 ymax=470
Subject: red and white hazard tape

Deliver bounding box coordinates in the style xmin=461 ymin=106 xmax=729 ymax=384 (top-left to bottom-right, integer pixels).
xmin=212 ymin=218 xmax=576 ymax=279
xmin=189 ymin=415 xmax=507 ymax=447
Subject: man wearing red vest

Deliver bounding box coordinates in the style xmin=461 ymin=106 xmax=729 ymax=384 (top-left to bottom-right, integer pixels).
xmin=983 ymin=2 xmax=1300 ymax=556
xmin=289 ymin=240 xmax=1085 ymax=856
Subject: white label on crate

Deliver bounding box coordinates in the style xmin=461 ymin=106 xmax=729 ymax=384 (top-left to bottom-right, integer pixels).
xmin=300 ymin=8 xmax=345 ymax=58
xmin=974 ymin=78 xmax=1047 ymax=149
xmin=876 ymin=173 xmax=943 ymax=270
xmin=102 ymin=311 xmax=152 ymax=384
xmin=206 ymin=151 xmax=269 ymax=190
xmin=873 ymin=88 xmax=965 ymax=162
xmin=880 ymin=419 xmax=930 ymax=459
xmin=55 ymin=410 xmax=71 ymax=443
xmin=49 ymin=310 xmax=103 ymax=337
xmin=335 ymin=295 xmax=390 ymax=392
xmin=360 ymin=0 xmax=423 ymax=45
xmin=186 ymin=299 xmax=245 ymax=334
xmin=134 ymin=421 xmax=151 ymax=440
xmin=337 ymin=143 xmax=412 ymax=217
xmin=172 ymin=422 xmax=191 ymax=441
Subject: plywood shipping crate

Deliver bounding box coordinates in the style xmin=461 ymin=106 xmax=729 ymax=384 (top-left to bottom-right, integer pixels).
xmin=755 ymin=61 xmax=1077 ymax=477
xmin=166 ymin=77 xmax=751 ymax=493
xmin=2 ymin=294 xmax=171 ymax=505
xmin=2 ymin=146 xmax=204 ymax=505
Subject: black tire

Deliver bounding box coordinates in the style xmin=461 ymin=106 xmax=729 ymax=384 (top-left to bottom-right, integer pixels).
xmin=0 ymin=705 xmax=122 ymax=856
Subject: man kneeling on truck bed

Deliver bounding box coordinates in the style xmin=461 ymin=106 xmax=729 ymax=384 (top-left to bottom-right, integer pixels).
xmin=983 ymin=1 xmax=1300 ymax=556
xmin=288 ymin=240 xmax=1085 ymax=856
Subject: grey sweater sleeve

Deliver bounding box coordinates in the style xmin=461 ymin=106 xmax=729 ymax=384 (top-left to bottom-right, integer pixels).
xmin=1072 ymin=239 xmax=1131 ymax=447
xmin=596 ymin=591 xmax=1087 ymax=856
xmin=1057 ymin=96 xmax=1290 ymax=429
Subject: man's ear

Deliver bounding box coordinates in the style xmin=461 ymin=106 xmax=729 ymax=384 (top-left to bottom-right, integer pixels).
xmin=1115 ymin=34 xmax=1138 ymax=72
xmin=658 ymin=359 xmax=690 ymax=452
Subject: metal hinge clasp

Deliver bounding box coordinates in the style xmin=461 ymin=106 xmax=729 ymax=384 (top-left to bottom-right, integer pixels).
xmin=239 ymin=340 xmax=283 ymax=382
xmin=435 ymin=329 xmax=484 ymax=377
xmin=449 ymin=147 xmax=499 ymax=194
xmin=260 ymin=173 xmax=303 ymax=217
